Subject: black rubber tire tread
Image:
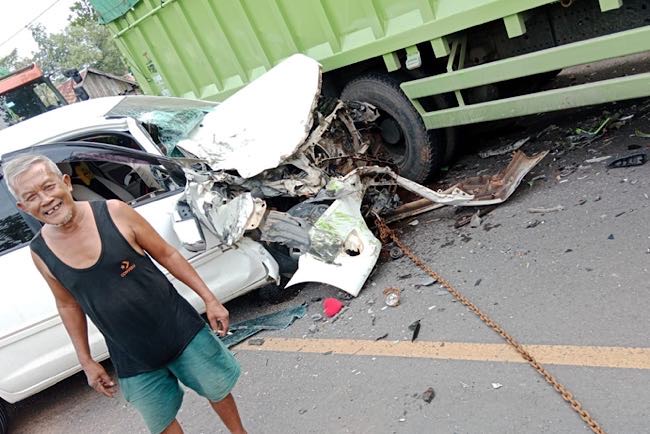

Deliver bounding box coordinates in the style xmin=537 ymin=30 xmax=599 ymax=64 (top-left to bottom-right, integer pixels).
xmin=0 ymin=400 xmax=9 ymax=434
xmin=341 ymin=73 xmax=441 ymax=183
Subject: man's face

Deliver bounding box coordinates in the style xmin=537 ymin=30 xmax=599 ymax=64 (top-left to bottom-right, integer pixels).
xmin=15 ymin=163 xmax=76 ymax=226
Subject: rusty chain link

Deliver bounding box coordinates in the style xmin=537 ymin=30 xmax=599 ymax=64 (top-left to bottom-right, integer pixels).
xmin=374 ymin=216 xmax=606 ymax=434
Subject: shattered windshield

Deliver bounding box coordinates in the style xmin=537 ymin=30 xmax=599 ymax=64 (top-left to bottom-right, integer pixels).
xmin=107 ymin=97 xmax=216 ymax=156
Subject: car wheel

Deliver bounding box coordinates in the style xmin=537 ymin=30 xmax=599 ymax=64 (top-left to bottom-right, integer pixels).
xmin=341 ymin=73 xmax=442 ymax=183
xmin=0 ymin=400 xmax=9 ymax=434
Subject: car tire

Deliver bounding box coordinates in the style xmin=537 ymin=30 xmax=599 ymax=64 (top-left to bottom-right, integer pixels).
xmin=0 ymin=400 xmax=9 ymax=434
xmin=341 ymin=73 xmax=442 ymax=183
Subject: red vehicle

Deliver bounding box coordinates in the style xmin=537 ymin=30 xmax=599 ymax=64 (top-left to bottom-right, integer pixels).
xmin=0 ymin=64 xmax=67 ymax=129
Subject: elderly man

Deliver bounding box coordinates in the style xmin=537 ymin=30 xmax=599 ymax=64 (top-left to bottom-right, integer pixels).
xmin=5 ymin=154 xmax=247 ymax=434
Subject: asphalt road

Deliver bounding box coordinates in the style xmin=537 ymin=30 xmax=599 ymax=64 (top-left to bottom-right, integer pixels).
xmin=8 ymin=97 xmax=650 ymax=433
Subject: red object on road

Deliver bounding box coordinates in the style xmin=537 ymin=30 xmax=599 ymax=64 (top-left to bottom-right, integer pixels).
xmin=323 ymin=298 xmax=343 ymax=318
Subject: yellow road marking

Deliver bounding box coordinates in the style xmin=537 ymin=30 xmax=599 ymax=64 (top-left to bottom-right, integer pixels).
xmin=237 ymin=338 xmax=650 ymax=370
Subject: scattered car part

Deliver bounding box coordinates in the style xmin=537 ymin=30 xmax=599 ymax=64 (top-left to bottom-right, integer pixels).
xmin=453 ymin=151 xmax=549 ymax=206
xmin=323 ymin=298 xmax=344 ymax=318
xmin=478 ymin=136 xmax=530 ymax=158
xmin=422 ymin=387 xmax=435 ymax=403
xmin=389 ymin=246 xmax=404 ymax=260
xmin=383 ymin=287 xmax=401 ymax=307
xmin=528 ymin=205 xmax=564 ymax=213
xmin=408 ymin=320 xmax=421 ymax=342
xmin=607 ymin=152 xmax=647 ymax=168
xmin=221 ymin=304 xmax=307 ymax=348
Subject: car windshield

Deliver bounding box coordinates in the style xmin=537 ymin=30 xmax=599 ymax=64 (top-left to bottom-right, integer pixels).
xmin=107 ymin=96 xmax=216 ymax=156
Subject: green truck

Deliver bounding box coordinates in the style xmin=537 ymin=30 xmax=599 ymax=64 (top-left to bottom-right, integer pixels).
xmin=91 ymin=0 xmax=650 ymax=182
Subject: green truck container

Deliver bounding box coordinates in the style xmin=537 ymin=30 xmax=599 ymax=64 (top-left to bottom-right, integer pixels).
xmin=91 ymin=0 xmax=650 ymax=182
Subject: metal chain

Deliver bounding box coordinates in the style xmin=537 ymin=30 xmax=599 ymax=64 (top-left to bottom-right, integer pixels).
xmin=375 ymin=217 xmax=606 ymax=434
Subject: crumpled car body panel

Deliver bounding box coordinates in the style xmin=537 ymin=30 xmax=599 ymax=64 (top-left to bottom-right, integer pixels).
xmin=177 ymin=54 xmax=321 ymax=178
xmin=286 ymin=174 xmax=381 ymax=296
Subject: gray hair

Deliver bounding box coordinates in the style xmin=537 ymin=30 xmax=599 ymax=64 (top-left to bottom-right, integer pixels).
xmin=3 ymin=154 xmax=62 ymax=199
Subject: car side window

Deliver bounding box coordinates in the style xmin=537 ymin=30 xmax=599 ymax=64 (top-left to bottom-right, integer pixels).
xmin=0 ymin=179 xmax=37 ymax=255
xmin=61 ymin=159 xmax=185 ymax=205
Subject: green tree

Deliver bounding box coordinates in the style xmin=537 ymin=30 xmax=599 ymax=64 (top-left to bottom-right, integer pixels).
xmin=0 ymin=49 xmax=32 ymax=75
xmin=68 ymin=0 xmax=99 ymax=27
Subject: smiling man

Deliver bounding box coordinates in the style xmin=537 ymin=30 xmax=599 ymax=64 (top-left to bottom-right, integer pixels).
xmin=4 ymin=154 xmax=247 ymax=434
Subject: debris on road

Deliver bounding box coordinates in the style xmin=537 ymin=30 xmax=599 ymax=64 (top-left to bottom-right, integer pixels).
xmin=375 ymin=333 xmax=389 ymax=341
xmin=408 ymin=320 xmax=421 ymax=342
xmin=323 ymin=298 xmax=344 ymax=318
xmin=310 ymin=314 xmax=323 ymax=322
xmin=469 ymin=212 xmax=482 ymax=228
xmin=454 ymin=151 xmax=549 ymax=206
xmin=421 ymin=387 xmax=435 ymax=403
xmin=479 ymin=136 xmax=531 ymax=158
xmin=248 ymin=338 xmax=265 ymax=346
xmin=455 ymin=206 xmax=497 ymax=229
xmin=607 ymin=153 xmax=647 ymax=168
xmin=408 ymin=219 xmax=420 ymax=226
xmin=222 ymin=304 xmax=307 ymax=347
xmin=526 ymin=219 xmax=544 ymax=229
xmin=527 ymin=205 xmax=564 ymax=213
xmin=585 ymin=155 xmax=612 ymax=164
xmin=634 ymin=129 xmax=650 ymax=138
xmin=389 ymin=246 xmax=404 ymax=260
xmin=608 ymin=234 xmax=615 ymax=240
xmin=383 ymin=287 xmax=401 ymax=307
xmin=491 ymin=383 xmax=503 ymax=389
xmin=412 ymin=277 xmax=437 ymax=288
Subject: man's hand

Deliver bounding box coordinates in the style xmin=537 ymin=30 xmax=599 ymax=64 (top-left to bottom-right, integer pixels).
xmin=206 ymin=299 xmax=229 ymax=336
xmin=83 ymin=360 xmax=117 ymax=398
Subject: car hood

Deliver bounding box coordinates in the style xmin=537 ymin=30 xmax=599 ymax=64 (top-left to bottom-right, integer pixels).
xmin=177 ymin=54 xmax=322 ymax=178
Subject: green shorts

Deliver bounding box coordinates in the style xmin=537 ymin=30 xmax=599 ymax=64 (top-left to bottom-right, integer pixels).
xmin=119 ymin=326 xmax=240 ymax=434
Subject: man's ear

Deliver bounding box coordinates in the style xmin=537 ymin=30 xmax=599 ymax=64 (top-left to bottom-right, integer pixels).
xmin=16 ymin=201 xmax=26 ymax=212
xmin=62 ymin=173 xmax=73 ymax=191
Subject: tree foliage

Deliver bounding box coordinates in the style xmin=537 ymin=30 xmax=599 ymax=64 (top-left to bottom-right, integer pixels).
xmin=0 ymin=49 xmax=32 ymax=75
xmin=28 ymin=0 xmax=127 ymax=81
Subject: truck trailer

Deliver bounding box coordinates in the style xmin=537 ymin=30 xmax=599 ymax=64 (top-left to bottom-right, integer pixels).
xmin=91 ymin=0 xmax=650 ymax=182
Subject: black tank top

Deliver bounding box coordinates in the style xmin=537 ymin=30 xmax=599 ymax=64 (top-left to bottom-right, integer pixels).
xmin=30 ymin=201 xmax=205 ymax=378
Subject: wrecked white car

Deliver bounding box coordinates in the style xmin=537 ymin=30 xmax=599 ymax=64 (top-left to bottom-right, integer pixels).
xmin=0 ymin=54 xmax=546 ymax=427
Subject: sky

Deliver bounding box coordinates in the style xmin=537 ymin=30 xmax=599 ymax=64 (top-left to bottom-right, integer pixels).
xmin=0 ymin=0 xmax=79 ymax=58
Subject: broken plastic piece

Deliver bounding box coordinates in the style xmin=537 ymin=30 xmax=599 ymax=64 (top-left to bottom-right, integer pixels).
xmin=286 ymin=174 xmax=381 ymax=297
xmin=221 ymin=304 xmax=307 ymax=347
xmin=607 ymin=153 xmax=647 ymax=168
xmin=408 ymin=320 xmax=421 ymax=342
xmin=323 ymin=298 xmax=344 ymax=318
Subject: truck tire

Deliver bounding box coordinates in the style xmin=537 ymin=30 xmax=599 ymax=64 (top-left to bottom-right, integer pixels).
xmin=0 ymin=400 xmax=9 ymax=434
xmin=341 ymin=73 xmax=442 ymax=183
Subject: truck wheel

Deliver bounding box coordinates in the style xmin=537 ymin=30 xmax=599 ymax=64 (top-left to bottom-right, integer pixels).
xmin=341 ymin=73 xmax=442 ymax=183
xmin=0 ymin=400 xmax=9 ymax=434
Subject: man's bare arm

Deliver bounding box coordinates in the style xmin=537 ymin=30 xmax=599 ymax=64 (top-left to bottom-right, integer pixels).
xmin=31 ymin=251 xmax=117 ymax=397
xmin=109 ymin=200 xmax=230 ymax=335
